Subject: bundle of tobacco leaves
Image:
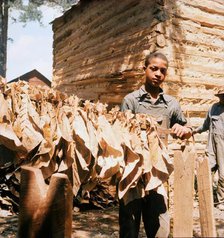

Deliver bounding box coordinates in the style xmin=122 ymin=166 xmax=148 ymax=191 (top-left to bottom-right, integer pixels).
xmin=0 ymin=79 xmax=172 ymax=213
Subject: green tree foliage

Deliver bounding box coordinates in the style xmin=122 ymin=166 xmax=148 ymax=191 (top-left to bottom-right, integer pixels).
xmin=0 ymin=0 xmax=78 ymax=78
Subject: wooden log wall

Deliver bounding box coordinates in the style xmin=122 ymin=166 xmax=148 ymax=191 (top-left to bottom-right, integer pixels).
xmin=163 ymin=0 xmax=224 ymax=152
xmin=52 ymin=0 xmax=224 ymax=153
xmin=52 ymin=0 xmax=167 ymax=102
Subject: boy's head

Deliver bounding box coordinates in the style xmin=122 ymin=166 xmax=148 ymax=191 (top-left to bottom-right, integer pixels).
xmin=144 ymin=52 xmax=168 ymax=88
xmin=215 ymin=87 xmax=224 ymax=103
xmin=144 ymin=52 xmax=169 ymax=68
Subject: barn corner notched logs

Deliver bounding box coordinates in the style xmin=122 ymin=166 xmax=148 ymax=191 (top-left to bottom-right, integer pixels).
xmin=52 ymin=0 xmax=224 ymax=153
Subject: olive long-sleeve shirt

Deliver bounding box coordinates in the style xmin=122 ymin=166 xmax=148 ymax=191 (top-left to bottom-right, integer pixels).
xmin=196 ymin=102 xmax=224 ymax=135
xmin=121 ymin=85 xmax=187 ymax=128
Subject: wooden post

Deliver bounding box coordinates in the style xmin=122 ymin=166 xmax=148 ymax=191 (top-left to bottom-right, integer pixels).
xmin=197 ymin=158 xmax=217 ymax=237
xmin=173 ymin=144 xmax=196 ymax=237
xmin=18 ymin=166 xmax=73 ymax=238
xmin=157 ymin=125 xmax=170 ymax=205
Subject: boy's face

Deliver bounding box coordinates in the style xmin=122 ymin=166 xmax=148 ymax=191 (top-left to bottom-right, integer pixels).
xmin=144 ymin=57 xmax=168 ymax=87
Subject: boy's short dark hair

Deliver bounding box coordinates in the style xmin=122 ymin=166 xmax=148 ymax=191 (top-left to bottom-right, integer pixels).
xmin=145 ymin=52 xmax=169 ymax=67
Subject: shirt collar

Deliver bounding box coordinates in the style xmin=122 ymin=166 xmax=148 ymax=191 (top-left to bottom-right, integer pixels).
xmin=138 ymin=85 xmax=164 ymax=99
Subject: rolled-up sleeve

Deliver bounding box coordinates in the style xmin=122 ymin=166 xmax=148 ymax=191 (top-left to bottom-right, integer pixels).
xmin=120 ymin=98 xmax=130 ymax=112
xmin=120 ymin=96 xmax=135 ymax=113
xmin=196 ymin=111 xmax=210 ymax=133
xmin=170 ymin=101 xmax=187 ymax=127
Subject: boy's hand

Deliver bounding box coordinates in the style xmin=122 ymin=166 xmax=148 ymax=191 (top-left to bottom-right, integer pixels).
xmin=171 ymin=123 xmax=192 ymax=139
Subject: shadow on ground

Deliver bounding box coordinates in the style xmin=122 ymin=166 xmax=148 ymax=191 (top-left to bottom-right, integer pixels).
xmin=0 ymin=206 xmax=223 ymax=237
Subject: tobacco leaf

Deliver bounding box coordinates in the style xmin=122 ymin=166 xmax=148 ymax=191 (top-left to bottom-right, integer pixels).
xmin=0 ymin=81 xmax=173 ymax=212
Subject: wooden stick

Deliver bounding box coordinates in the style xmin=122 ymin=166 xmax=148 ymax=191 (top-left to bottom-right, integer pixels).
xmin=197 ymin=158 xmax=217 ymax=237
xmin=173 ymin=145 xmax=196 ymax=237
xmin=18 ymin=166 xmax=73 ymax=238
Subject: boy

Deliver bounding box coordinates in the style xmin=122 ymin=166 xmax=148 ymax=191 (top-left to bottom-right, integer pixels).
xmin=120 ymin=52 xmax=192 ymax=238
xmin=194 ymin=87 xmax=224 ymax=211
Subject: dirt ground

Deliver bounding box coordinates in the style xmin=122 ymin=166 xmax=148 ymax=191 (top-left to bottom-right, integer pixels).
xmin=0 ymin=204 xmax=224 ymax=238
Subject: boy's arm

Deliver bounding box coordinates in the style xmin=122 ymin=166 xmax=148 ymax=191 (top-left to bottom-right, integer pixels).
xmin=171 ymin=123 xmax=193 ymax=139
xmin=170 ymin=100 xmax=194 ymax=139
xmin=193 ymin=111 xmax=210 ymax=134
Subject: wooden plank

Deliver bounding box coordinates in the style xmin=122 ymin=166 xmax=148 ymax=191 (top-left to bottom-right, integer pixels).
xmin=18 ymin=166 xmax=73 ymax=238
xmin=197 ymin=158 xmax=217 ymax=237
xmin=173 ymin=145 xmax=196 ymax=237
xmin=18 ymin=166 xmax=47 ymax=238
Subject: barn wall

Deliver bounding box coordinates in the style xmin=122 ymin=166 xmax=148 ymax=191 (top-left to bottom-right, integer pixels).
xmin=162 ymin=0 xmax=224 ymax=151
xmin=52 ymin=0 xmax=166 ymax=102
xmin=52 ymin=0 xmax=224 ymax=152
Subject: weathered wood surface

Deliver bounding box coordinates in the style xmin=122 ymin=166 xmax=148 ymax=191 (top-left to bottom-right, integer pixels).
xmin=18 ymin=166 xmax=73 ymax=238
xmin=197 ymin=158 xmax=217 ymax=237
xmin=52 ymin=0 xmax=224 ymax=153
xmin=173 ymin=145 xmax=196 ymax=237
xmin=52 ymin=0 xmax=223 ymax=99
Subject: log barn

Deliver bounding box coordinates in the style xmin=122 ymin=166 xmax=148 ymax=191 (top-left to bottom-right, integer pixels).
xmin=52 ymin=0 xmax=224 ymax=152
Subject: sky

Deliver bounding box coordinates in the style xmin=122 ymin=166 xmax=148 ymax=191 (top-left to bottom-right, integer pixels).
xmin=6 ymin=6 xmax=63 ymax=82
